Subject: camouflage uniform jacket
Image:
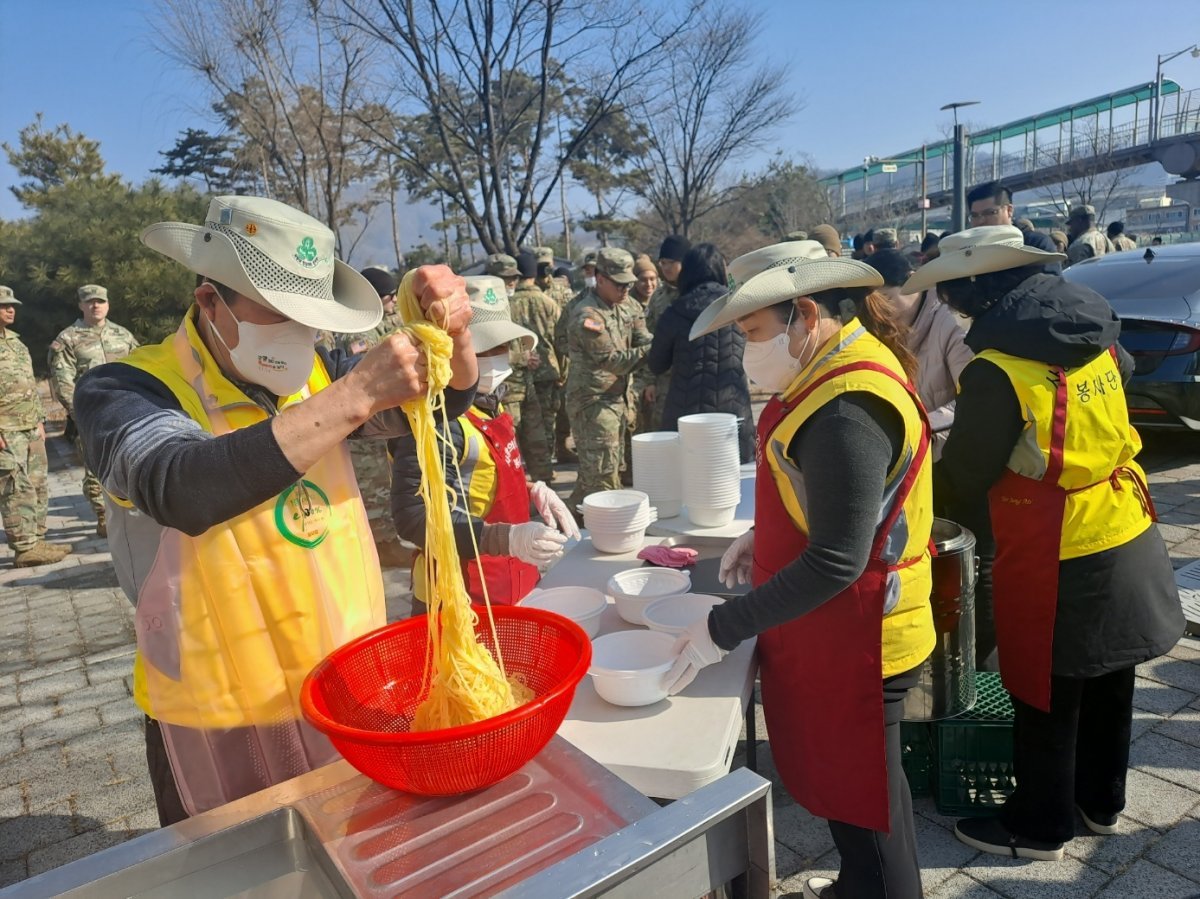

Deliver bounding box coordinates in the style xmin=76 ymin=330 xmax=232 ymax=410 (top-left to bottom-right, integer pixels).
xmin=0 ymin=329 xmax=44 ymax=431
xmin=335 ymin=309 xmax=403 ymax=355
xmin=564 ymin=289 xmax=652 ymax=409
xmin=48 ymin=320 xmax=139 ymax=416
xmin=1066 ymin=229 xmax=1115 ymax=267
xmin=511 ymin=284 xmax=561 ymax=384
xmin=540 ymin=277 xmax=574 ymax=310
xmin=645 ymin=283 xmax=678 ymax=333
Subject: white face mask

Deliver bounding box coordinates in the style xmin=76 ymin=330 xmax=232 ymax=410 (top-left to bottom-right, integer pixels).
xmin=476 ymin=354 xmax=514 ymax=395
xmin=208 ymin=289 xmax=316 ymax=396
xmin=584 ymin=276 xmax=597 ymax=289
xmin=741 ymin=307 xmax=814 ymax=393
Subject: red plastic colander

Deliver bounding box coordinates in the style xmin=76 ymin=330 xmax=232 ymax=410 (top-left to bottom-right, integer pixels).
xmin=300 ymin=605 xmax=591 ymax=796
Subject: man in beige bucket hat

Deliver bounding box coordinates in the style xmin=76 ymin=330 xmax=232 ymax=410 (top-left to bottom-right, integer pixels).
xmin=73 ymin=195 xmax=477 ymax=826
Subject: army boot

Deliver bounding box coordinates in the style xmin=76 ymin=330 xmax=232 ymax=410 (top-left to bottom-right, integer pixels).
xmin=13 ymin=541 xmax=72 ymax=568
xmin=96 ymin=510 xmax=107 ymax=539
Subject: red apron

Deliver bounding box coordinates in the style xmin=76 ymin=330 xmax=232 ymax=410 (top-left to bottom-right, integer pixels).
xmin=461 ymin=408 xmax=540 ymax=605
xmin=987 ymin=358 xmax=1154 ymax=712
xmin=752 ymin=362 xmax=930 ymax=833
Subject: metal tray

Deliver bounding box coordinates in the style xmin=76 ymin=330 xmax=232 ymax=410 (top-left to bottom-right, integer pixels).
xmin=651 ymin=535 xmax=751 ymax=598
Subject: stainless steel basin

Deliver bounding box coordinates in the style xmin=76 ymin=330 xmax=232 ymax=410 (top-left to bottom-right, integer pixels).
xmin=61 ymin=808 xmax=352 ymax=899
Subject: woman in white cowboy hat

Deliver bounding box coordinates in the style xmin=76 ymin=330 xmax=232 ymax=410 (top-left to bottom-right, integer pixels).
xmin=662 ymin=241 xmax=936 ymax=899
xmin=904 ymin=225 xmax=1183 ymax=861
xmin=73 ymin=195 xmax=476 ymax=825
xmin=391 ymin=276 xmax=580 ymax=610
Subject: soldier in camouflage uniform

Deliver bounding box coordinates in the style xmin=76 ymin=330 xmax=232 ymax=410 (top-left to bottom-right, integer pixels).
xmin=564 ymin=248 xmax=651 ymax=512
xmin=502 ymin=255 xmax=550 ymax=480
xmin=643 ymin=235 xmax=688 ymax=431
xmin=534 ymin=247 xmax=573 ymax=309
xmin=626 ymin=254 xmax=661 ymax=482
xmin=1 ymin=286 xmax=72 ymax=567
xmin=48 ymin=284 xmax=139 ymax=537
xmin=486 ymin=252 xmax=520 ymax=293
xmin=510 ymin=253 xmax=561 ymax=482
xmin=552 ymin=249 xmax=600 ymax=463
xmin=331 ymin=267 xmax=409 ymax=567
xmin=1065 ymin=205 xmax=1115 ymax=268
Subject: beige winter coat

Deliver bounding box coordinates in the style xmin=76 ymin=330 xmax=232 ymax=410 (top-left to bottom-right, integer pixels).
xmin=909 ymin=290 xmax=974 ymax=461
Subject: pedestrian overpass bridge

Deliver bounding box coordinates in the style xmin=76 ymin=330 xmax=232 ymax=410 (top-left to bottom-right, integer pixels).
xmin=822 ymin=80 xmax=1200 ymax=223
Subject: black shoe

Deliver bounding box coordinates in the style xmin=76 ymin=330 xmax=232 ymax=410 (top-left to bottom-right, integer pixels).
xmin=1077 ymin=805 xmax=1119 ymax=835
xmin=955 ymin=816 xmax=1064 ymax=861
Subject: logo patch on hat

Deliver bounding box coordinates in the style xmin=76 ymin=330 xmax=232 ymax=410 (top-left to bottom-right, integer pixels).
xmin=295 ymin=237 xmax=319 ymax=268
xmin=245 ymin=222 xmax=258 ymax=236
xmin=484 ymin=287 xmax=499 ymax=305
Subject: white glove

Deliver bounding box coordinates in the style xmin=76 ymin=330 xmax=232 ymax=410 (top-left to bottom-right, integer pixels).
xmin=529 ymin=481 xmax=581 ymax=540
xmin=662 ymin=616 xmax=728 ymax=696
xmin=508 ymin=521 xmax=569 ymax=570
xmin=718 ymin=530 xmax=755 ymax=589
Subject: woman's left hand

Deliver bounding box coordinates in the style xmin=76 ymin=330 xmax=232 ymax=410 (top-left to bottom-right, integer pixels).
xmin=529 ymin=481 xmax=581 ymax=540
xmin=662 ymin=616 xmax=728 ymax=695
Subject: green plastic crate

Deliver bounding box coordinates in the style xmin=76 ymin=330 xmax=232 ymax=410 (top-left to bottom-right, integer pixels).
xmin=934 ymin=672 xmax=1016 ymax=817
xmin=900 ymin=721 xmax=935 ymax=796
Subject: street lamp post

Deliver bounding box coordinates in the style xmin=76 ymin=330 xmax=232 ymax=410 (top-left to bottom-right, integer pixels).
xmin=941 ymin=101 xmax=981 ymax=232
xmin=1153 ymin=44 xmax=1200 ymax=142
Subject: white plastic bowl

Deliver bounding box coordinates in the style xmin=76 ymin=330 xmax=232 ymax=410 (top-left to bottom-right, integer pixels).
xmin=643 ymin=593 xmax=726 ymax=636
xmin=588 ymin=630 xmax=677 ymax=707
xmin=687 ymin=504 xmax=738 ymax=528
xmin=606 ymin=567 xmax=693 ymax=624
xmin=590 ymin=528 xmax=648 ymax=554
xmin=582 ymin=489 xmax=650 ymax=513
xmin=520 ymin=586 xmax=607 ymax=638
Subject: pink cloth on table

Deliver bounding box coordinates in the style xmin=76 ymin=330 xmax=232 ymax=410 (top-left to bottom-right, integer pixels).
xmin=636 ymin=545 xmax=698 ymax=569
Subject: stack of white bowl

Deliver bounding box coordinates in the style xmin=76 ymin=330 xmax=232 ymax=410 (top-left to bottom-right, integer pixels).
xmin=579 ymin=489 xmax=656 ymax=553
xmin=677 ymin=413 xmax=742 ymax=528
xmin=631 ymin=432 xmax=682 ymax=519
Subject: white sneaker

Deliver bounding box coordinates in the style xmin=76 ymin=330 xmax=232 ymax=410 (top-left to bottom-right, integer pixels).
xmin=1077 ymin=805 xmax=1119 ymax=835
xmin=803 ymin=877 xmax=837 ymax=898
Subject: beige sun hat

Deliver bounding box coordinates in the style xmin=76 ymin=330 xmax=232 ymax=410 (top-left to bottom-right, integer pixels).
xmin=0 ymin=285 xmax=21 ymax=305
xmin=141 ymin=195 xmax=382 ymax=333
xmin=901 ymin=225 xmax=1066 ymax=294
xmin=464 ymin=276 xmax=536 ymax=354
xmin=689 ymin=240 xmax=883 ymax=340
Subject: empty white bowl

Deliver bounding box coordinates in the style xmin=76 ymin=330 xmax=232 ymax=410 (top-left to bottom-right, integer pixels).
xmin=642 ymin=593 xmax=726 ymax=636
xmin=606 ymin=567 xmax=693 ymax=624
xmin=582 ymin=489 xmax=650 ymax=514
xmin=588 ymin=630 xmax=677 ymax=706
xmin=687 ymin=504 xmax=738 ymax=528
xmin=591 ymin=528 xmax=648 ymax=554
xmin=520 ymin=586 xmax=607 ymax=638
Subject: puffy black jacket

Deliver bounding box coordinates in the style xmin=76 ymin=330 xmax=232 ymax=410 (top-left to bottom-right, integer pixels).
xmin=646 ymin=281 xmax=754 ymax=462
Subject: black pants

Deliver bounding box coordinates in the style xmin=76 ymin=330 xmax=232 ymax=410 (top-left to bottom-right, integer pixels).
xmin=144 ymin=716 xmax=190 ymax=827
xmin=1000 ymin=666 xmax=1135 ymax=844
xmin=826 ymin=668 xmax=923 ymax=899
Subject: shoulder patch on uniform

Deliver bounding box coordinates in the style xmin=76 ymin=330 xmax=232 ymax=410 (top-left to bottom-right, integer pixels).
xmin=582 ymin=317 xmax=603 ymax=333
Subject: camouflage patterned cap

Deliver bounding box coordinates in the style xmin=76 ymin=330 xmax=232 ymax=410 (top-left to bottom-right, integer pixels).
xmin=533 ymin=246 xmax=555 ymax=265
xmin=595 ymin=247 xmax=637 ymax=285
xmin=78 ymin=284 xmax=108 ymax=302
xmin=1068 ymin=204 xmax=1097 ymax=220
xmin=785 ymin=230 xmax=809 ymax=241
xmin=485 ymin=253 xmax=519 ymax=277
xmin=579 ymin=248 xmax=600 ymax=269
xmin=0 ymin=285 xmax=20 ymax=305
xmin=872 ymin=228 xmax=898 ymax=247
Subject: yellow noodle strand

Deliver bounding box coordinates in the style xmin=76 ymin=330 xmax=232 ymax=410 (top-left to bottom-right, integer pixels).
xmin=393 ymin=274 xmax=531 ymax=731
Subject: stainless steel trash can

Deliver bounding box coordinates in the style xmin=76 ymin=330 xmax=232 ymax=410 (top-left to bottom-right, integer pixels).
xmin=902 ymin=518 xmax=977 ymax=721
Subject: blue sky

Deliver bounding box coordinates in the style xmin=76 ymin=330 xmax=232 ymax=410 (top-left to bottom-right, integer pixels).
xmin=3 ymin=0 xmax=1200 ymax=240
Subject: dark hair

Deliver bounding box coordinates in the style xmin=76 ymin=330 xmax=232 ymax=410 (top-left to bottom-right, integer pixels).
xmin=676 ymin=243 xmax=727 ymax=296
xmin=936 ymin=264 xmax=1043 ymax=318
xmin=517 ymin=252 xmax=539 ymax=278
xmin=864 ymin=249 xmax=914 ymax=288
xmin=863 ymin=228 xmax=875 ymax=243
xmin=852 ymin=233 xmax=865 ymax=251
xmin=554 ymin=266 xmax=571 ymax=278
xmin=920 ymin=232 xmax=940 ymax=253
xmin=1106 ymin=221 xmax=1125 ymax=238
xmin=966 ymin=180 xmax=1012 ymax=207
xmin=765 ymin=287 xmax=917 ymax=380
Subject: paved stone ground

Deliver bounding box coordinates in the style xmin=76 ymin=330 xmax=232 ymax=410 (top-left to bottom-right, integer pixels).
xmin=1 ymin=414 xmax=1198 ymax=897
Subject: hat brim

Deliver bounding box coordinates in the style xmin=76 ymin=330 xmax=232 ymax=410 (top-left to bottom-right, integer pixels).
xmin=142 ymin=222 xmax=383 ymax=333
xmin=471 ymin=319 xmax=536 ymax=354
xmin=0 ymin=298 xmax=21 ymax=305
xmin=902 ymin=244 xmax=1066 ymax=294
xmin=607 ymin=271 xmax=637 ymax=285
xmin=689 ymin=258 xmax=883 ymax=340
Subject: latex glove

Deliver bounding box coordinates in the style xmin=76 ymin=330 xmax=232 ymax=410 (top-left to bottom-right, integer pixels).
xmin=662 ymin=616 xmax=728 ymax=696
xmin=529 ymin=481 xmax=581 ymax=540
xmin=718 ymin=530 xmax=755 ymax=590
xmin=508 ymin=521 xmax=569 ymax=570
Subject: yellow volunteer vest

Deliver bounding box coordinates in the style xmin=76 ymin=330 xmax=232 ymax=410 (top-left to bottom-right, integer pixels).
xmin=412 ymin=408 xmax=499 ymax=602
xmin=976 ymin=348 xmax=1153 ymax=559
xmin=122 ymin=307 xmax=385 ymax=728
xmin=763 ymin=321 xmax=936 ymax=677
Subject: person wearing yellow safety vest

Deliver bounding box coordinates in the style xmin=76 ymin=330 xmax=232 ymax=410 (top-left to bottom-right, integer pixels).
xmin=664 ymin=241 xmax=936 ymax=899
xmin=391 ymin=276 xmax=580 ymax=610
xmin=904 ymin=226 xmax=1184 ymax=862
xmin=73 ymin=196 xmax=477 ymax=826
